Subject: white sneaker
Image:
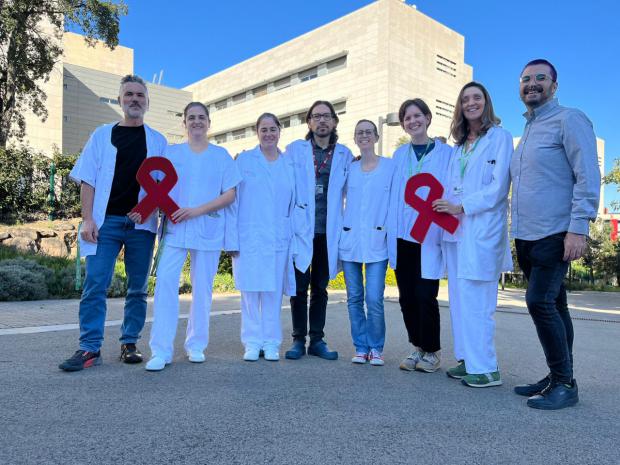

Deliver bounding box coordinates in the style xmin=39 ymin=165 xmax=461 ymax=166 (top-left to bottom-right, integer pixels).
xmin=399 ymin=348 xmax=424 ymax=371
xmin=263 ymin=345 xmax=280 ymax=361
xmin=351 ymin=352 xmax=368 ymax=364
xmin=369 ymin=349 xmax=385 ymax=366
xmin=243 ymin=347 xmax=260 ymax=361
xmin=145 ymin=356 xmax=168 ymax=371
xmin=416 ymin=351 xmax=441 ymax=373
xmin=187 ymin=350 xmax=205 ymax=363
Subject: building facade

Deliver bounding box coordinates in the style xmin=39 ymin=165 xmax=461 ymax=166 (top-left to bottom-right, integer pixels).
xmin=185 ymin=0 xmax=473 ymax=156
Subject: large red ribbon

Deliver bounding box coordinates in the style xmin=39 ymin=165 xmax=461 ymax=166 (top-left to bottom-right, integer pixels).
xmin=405 ymin=172 xmax=459 ymax=242
xmin=130 ymin=156 xmax=180 ymax=223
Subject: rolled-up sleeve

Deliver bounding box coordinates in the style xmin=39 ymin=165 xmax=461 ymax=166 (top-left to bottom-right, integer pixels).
xmin=69 ymin=129 xmax=99 ymax=187
xmin=562 ymin=111 xmax=601 ymax=235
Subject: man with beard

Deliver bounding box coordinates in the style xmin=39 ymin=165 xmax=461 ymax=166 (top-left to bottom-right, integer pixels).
xmin=59 ymin=75 xmax=167 ymax=371
xmin=283 ymin=101 xmax=353 ymax=360
xmin=511 ymin=59 xmax=600 ymax=409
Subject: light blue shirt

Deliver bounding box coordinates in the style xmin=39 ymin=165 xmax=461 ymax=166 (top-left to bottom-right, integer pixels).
xmin=510 ymin=99 xmax=600 ymax=240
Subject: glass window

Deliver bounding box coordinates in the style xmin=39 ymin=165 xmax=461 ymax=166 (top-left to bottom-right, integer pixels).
xmin=327 ymin=56 xmax=347 ymax=72
xmin=232 ymin=129 xmax=246 ymax=140
xmin=215 ymin=100 xmax=228 ymax=110
xmin=299 ymin=67 xmax=318 ymax=82
xmin=253 ymin=85 xmax=268 ymax=97
xmin=273 ymin=76 xmax=291 ymax=90
xmin=232 ymin=93 xmax=246 ymax=104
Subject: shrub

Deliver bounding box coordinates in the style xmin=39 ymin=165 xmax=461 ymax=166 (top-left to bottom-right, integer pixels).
xmin=0 ymin=259 xmax=51 ymax=301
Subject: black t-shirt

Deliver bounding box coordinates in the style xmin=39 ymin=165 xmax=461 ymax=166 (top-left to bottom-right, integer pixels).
xmin=106 ymin=124 xmax=147 ymax=216
xmin=412 ymin=141 xmax=436 ymax=161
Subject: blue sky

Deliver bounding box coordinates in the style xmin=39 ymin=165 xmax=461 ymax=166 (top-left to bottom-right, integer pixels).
xmin=109 ymin=0 xmax=619 ymax=209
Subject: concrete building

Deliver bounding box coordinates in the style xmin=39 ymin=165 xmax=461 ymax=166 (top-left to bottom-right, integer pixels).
xmin=185 ymin=0 xmax=473 ymax=156
xmin=15 ymin=32 xmax=192 ymax=155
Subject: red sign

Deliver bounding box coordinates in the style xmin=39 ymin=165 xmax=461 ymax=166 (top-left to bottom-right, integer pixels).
xmin=405 ymin=173 xmax=459 ymax=242
xmin=130 ymin=157 xmax=180 ymax=223
xmin=611 ymin=219 xmax=618 ymax=242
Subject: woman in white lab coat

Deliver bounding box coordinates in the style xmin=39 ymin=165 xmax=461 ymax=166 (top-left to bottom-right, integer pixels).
xmin=232 ymin=113 xmax=301 ymax=362
xmin=386 ymin=98 xmax=452 ymax=374
xmin=146 ymin=102 xmax=241 ymax=371
xmin=433 ymin=82 xmax=513 ymax=387
xmin=339 ymin=120 xmax=395 ymax=366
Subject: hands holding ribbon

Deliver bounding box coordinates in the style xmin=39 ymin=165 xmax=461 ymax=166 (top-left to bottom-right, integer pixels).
xmin=432 ymin=199 xmax=464 ymax=215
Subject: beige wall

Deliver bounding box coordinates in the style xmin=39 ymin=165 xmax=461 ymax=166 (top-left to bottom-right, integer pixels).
xmin=63 ymin=32 xmax=133 ymax=76
xmin=185 ymin=0 xmax=472 ymax=156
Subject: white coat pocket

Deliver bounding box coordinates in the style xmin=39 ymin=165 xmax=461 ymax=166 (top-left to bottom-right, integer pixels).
xmin=482 ymin=160 xmax=495 ymax=185
xmin=370 ymin=227 xmax=387 ymax=251
xmin=199 ymin=212 xmax=224 ymax=241
xmin=339 ymin=227 xmax=355 ymax=251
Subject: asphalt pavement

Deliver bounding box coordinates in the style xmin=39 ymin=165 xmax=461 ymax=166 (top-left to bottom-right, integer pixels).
xmin=0 ymin=288 xmax=618 ymax=465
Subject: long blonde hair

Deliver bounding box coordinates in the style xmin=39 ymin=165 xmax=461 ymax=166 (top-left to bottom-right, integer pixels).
xmin=450 ymin=82 xmax=500 ymax=146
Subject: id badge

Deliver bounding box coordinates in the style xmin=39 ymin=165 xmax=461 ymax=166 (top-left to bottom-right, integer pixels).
xmin=315 ymin=184 xmax=324 ymax=196
xmin=453 ymin=185 xmax=463 ymax=196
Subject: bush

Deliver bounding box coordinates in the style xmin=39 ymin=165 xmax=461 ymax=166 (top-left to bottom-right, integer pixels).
xmin=0 ymin=259 xmax=52 ymax=301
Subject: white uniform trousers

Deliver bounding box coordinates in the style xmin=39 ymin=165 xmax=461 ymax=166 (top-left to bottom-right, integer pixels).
xmin=150 ymin=244 xmax=220 ymax=360
xmin=445 ymin=242 xmax=499 ymax=374
xmin=240 ymin=250 xmax=287 ymax=350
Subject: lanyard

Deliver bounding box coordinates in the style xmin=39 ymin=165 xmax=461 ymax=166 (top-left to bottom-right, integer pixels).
xmin=407 ymin=139 xmax=432 ymax=177
xmin=311 ymin=140 xmax=335 ymax=179
xmin=459 ymin=136 xmax=481 ymax=179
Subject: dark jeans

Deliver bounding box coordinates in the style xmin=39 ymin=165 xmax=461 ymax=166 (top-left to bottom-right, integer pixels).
xmin=394 ymin=239 xmax=440 ymax=353
xmin=515 ymin=232 xmax=573 ymax=383
xmin=290 ymin=234 xmax=329 ymax=344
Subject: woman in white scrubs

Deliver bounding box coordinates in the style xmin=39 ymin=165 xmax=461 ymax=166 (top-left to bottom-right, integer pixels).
xmin=232 ymin=113 xmax=299 ymax=362
xmin=339 ymin=120 xmax=395 ymax=366
xmin=387 ymin=99 xmax=452 ymax=374
xmin=146 ymin=102 xmax=241 ymax=371
xmin=433 ymin=82 xmax=513 ymax=387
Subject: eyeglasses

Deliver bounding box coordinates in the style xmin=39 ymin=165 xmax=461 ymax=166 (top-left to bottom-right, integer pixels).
xmin=520 ymin=73 xmax=553 ymax=84
xmin=355 ymin=130 xmax=375 ymax=137
xmin=310 ymin=113 xmax=333 ymax=121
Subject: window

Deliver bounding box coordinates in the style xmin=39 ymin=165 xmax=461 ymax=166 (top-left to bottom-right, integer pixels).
xmin=232 ymin=129 xmax=246 ymax=140
xmin=215 ymin=99 xmax=228 ymax=111
xmin=273 ymin=76 xmax=291 ymax=90
xmin=327 ymin=55 xmax=347 ymax=72
xmin=299 ymin=67 xmax=318 ymax=82
xmin=215 ymin=134 xmax=228 ymax=144
xmin=99 ymin=97 xmax=118 ymax=105
xmin=281 ymin=117 xmax=291 ymax=128
xmin=63 ymin=115 xmax=69 ymax=122
xmin=232 ymin=92 xmax=246 ymax=104
xmin=252 ymin=85 xmax=268 ymax=97
xmin=167 ymin=110 xmax=182 ymax=118
xmin=334 ymin=101 xmax=347 ymax=115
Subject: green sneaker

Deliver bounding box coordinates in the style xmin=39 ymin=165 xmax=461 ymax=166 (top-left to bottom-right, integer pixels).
xmin=446 ymin=360 xmax=467 ymax=379
xmin=461 ymin=371 xmax=502 ymax=388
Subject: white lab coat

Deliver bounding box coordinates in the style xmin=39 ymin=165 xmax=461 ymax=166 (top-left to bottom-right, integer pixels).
xmin=442 ymin=126 xmax=513 ymax=281
xmin=283 ymin=139 xmax=353 ymax=279
xmin=230 ymin=146 xmax=299 ymax=296
xmin=162 ymin=143 xmax=241 ymax=251
xmin=387 ymin=140 xmax=452 ymax=279
xmin=339 ymin=157 xmax=396 ymax=263
xmin=69 ymin=122 xmax=167 ymax=257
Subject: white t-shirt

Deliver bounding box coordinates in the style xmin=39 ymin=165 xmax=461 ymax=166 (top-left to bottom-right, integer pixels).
xmin=163 ymin=142 xmax=241 ymax=251
xmin=339 ymin=156 xmax=395 ymax=263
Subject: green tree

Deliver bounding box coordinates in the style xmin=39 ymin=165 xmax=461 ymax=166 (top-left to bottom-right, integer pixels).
xmin=603 ymin=158 xmax=620 ymax=211
xmin=0 ymin=0 xmax=127 ymax=148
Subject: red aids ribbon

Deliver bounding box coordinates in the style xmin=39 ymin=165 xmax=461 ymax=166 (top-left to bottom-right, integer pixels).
xmin=404 ymin=172 xmax=459 ymax=242
xmin=611 ymin=219 xmax=618 ymax=242
xmin=130 ymin=156 xmax=180 ymax=223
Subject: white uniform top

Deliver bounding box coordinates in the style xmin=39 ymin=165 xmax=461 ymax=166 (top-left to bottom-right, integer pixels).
xmin=387 ymin=140 xmax=452 ymax=279
xmin=163 ymin=142 xmax=241 ymax=251
xmin=339 ymin=157 xmax=395 ymax=263
xmin=230 ymin=146 xmax=297 ymax=295
xmin=441 ymin=126 xmax=514 ymax=281
xmin=69 ymin=122 xmax=167 ymax=257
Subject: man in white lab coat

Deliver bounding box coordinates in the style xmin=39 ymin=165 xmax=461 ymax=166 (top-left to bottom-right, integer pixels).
xmin=59 ymin=75 xmax=167 ymax=372
xmin=283 ymin=100 xmax=353 ymax=360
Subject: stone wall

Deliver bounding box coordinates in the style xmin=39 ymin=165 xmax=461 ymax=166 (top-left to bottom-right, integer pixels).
xmin=0 ymin=220 xmax=80 ymax=257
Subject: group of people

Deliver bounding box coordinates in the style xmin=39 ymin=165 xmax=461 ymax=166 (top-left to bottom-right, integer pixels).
xmin=59 ymin=58 xmax=600 ymax=411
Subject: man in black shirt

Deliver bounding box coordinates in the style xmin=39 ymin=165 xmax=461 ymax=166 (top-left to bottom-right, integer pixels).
xmin=60 ymin=75 xmax=167 ymax=372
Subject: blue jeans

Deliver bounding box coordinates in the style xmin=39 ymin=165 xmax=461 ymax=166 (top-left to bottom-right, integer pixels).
xmin=342 ymin=260 xmax=388 ymax=353
xmin=515 ymin=232 xmax=573 ymax=383
xmin=79 ymin=215 xmax=155 ymax=352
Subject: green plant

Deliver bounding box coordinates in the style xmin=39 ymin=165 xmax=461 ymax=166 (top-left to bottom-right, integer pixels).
xmin=0 ymin=259 xmax=51 ymax=301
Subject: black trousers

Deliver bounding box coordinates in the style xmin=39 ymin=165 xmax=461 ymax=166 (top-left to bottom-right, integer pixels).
xmin=290 ymin=234 xmax=329 ymax=343
xmin=515 ymin=233 xmax=573 ymax=383
xmin=394 ymin=239 xmax=440 ymax=353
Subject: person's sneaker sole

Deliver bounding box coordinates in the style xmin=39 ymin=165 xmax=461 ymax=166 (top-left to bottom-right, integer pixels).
xmin=446 ymin=371 xmax=466 ymax=379
xmin=59 ymin=357 xmax=101 ymax=372
xmin=461 ymin=379 xmax=503 ymax=388
xmin=399 ymin=362 xmax=416 ymax=371
xmin=527 ymin=396 xmax=578 ymax=410
xmin=416 ymin=366 xmax=440 ymax=373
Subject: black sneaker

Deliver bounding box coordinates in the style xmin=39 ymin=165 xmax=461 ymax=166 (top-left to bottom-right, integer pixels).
xmin=59 ymin=350 xmax=101 ymax=372
xmin=527 ymin=379 xmax=579 ymax=410
xmin=514 ymin=374 xmax=551 ymax=397
xmin=120 ymin=343 xmax=143 ymax=364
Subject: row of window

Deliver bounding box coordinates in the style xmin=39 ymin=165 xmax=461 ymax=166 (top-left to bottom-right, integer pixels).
xmin=99 ymin=97 xmax=119 ymax=105
xmin=207 ymin=55 xmax=348 ymax=113
xmin=210 ymin=101 xmax=347 ymax=144
xmin=436 ymin=54 xmax=458 ymax=78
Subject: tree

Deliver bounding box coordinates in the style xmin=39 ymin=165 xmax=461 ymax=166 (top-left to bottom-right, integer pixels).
xmin=603 ymin=158 xmax=620 ymax=211
xmin=0 ymin=0 xmax=127 ymax=148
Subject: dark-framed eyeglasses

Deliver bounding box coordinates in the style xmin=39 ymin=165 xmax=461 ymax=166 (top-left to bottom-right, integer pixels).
xmin=520 ymin=73 xmax=553 ymax=84
xmin=310 ymin=113 xmax=333 ymax=121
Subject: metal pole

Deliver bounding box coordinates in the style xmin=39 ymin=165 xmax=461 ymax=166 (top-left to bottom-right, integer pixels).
xmin=48 ymin=161 xmax=56 ymax=221
xmin=377 ymin=116 xmax=385 ymax=156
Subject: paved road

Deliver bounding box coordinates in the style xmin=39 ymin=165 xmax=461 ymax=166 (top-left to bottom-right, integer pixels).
xmin=0 ymin=288 xmax=618 ymax=465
